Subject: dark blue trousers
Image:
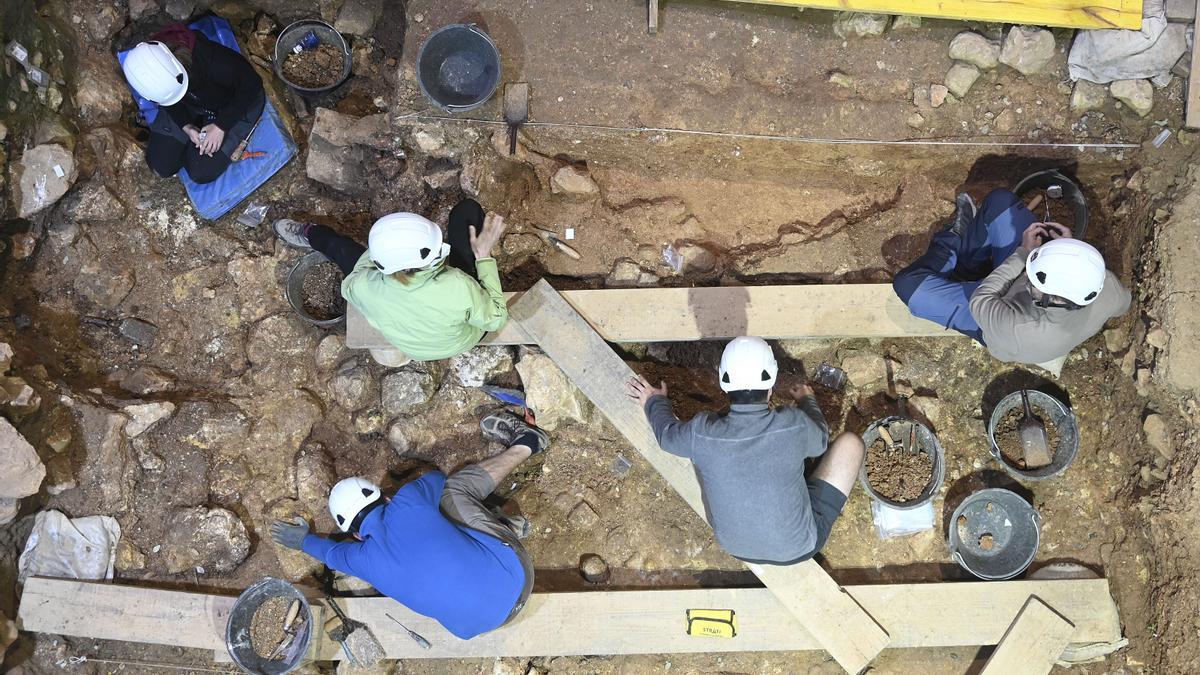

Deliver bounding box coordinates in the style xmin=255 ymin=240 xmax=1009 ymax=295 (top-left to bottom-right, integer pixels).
xmin=892 ymin=189 xmax=1036 ymax=342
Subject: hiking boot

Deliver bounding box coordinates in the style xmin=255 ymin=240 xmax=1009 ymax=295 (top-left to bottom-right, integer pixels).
xmin=480 ymin=411 xmax=550 ymax=455
xmin=273 ymin=218 xmax=312 ymax=249
xmin=943 ymin=193 xmax=977 ymax=238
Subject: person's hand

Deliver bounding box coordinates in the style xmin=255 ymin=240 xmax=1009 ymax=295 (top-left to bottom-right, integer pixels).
xmin=270 ymin=516 xmax=309 ymax=551
xmin=469 ymin=212 xmax=507 ymax=259
xmin=789 ymin=383 xmax=815 ymax=400
xmin=183 ymin=124 xmax=202 ymax=148
xmin=1020 ymin=222 xmax=1048 ymax=250
xmin=198 ymin=123 xmax=225 ymax=156
xmin=1042 ymin=222 xmax=1073 ymax=240
xmin=626 ymin=375 xmax=667 ymax=408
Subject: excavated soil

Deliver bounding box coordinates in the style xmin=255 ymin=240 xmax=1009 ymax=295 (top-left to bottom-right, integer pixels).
xmin=249 ymin=596 xmax=290 ymax=658
xmin=301 ymin=262 xmax=345 ymax=321
xmin=865 ymin=438 xmax=935 ymax=502
xmin=282 ymin=44 xmax=343 ymax=89
xmin=993 ymin=404 xmax=1063 ymax=469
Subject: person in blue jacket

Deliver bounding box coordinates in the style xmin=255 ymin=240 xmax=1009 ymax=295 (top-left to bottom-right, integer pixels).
xmin=270 ymin=411 xmax=548 ymax=639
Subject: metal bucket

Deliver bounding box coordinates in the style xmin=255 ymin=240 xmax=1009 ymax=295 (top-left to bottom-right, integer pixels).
xmin=858 ymin=416 xmax=946 ymax=510
xmin=1013 ymin=168 xmax=1089 ymax=238
xmin=416 ymin=24 xmax=501 ymax=112
xmin=987 ymin=390 xmax=1079 ymax=481
xmin=274 ymin=20 xmax=352 ymax=93
xmin=225 ymin=577 xmax=313 ymax=674
xmin=948 ymin=488 xmax=1041 ymax=580
xmin=285 ymin=251 xmax=346 ymax=328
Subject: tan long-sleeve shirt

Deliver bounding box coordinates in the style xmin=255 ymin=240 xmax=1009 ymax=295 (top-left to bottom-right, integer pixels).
xmin=968 ymin=247 xmax=1131 ymax=364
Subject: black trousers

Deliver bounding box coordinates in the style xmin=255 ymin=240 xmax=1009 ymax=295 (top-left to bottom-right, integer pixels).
xmin=145 ymin=92 xmax=266 ymax=185
xmin=310 ymin=199 xmax=485 ymax=278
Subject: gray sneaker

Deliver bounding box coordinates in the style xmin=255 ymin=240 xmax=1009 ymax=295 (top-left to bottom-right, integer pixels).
xmin=273 ymin=218 xmax=312 ymax=249
xmin=480 ymin=411 xmax=550 ymax=454
xmin=943 ymin=193 xmax=977 ymax=238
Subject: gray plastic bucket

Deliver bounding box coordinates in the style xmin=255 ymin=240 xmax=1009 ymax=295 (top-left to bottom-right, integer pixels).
xmin=286 ymin=251 xmax=345 ymax=328
xmin=859 ymin=416 xmax=946 ymax=510
xmin=987 ymin=390 xmax=1079 ymax=481
xmin=1013 ymin=168 xmax=1089 ymax=238
xmin=948 ymin=488 xmax=1042 ymax=580
xmin=274 ymin=20 xmax=352 ymax=93
xmin=416 ymin=24 xmax=501 ymax=112
xmin=225 ymin=577 xmax=313 ymax=674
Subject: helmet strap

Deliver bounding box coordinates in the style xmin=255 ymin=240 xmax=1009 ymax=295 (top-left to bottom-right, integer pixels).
xmin=347 ymin=497 xmax=386 ymax=535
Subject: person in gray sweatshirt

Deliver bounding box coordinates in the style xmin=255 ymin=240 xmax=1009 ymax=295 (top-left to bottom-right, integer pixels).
xmin=626 ymin=336 xmax=865 ymax=565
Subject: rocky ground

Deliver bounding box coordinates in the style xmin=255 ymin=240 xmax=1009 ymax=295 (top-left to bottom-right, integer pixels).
xmin=2 ymin=0 xmax=1200 ymax=673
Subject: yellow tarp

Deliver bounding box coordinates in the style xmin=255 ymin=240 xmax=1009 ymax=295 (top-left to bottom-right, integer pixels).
xmin=729 ymin=0 xmax=1144 ymax=30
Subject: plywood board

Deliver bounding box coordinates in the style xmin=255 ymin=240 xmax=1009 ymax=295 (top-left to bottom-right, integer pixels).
xmin=1187 ymin=0 xmax=1200 ymax=128
xmin=509 ymin=280 xmax=889 ymax=673
xmin=722 ymin=0 xmax=1142 ymax=29
xmin=18 ymin=578 xmax=1120 ymax=661
xmin=345 ymin=284 xmax=951 ymax=349
xmin=981 ymin=596 xmax=1077 ymax=675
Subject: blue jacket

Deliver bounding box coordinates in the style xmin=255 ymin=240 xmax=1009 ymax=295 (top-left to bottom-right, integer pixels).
xmin=302 ymin=472 xmax=526 ymax=639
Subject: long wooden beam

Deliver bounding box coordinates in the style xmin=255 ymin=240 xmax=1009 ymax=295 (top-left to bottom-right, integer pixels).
xmin=345 ymin=284 xmax=952 ymax=349
xmin=17 ymin=578 xmax=1121 ymax=661
xmin=721 ymin=0 xmax=1142 ymax=29
xmin=981 ymin=596 xmax=1077 ymax=674
xmin=509 ymin=281 xmax=889 ymax=673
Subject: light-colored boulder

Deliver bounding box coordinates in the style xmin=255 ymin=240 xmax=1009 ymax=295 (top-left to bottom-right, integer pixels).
xmin=945 ymin=63 xmax=981 ymax=99
xmin=551 ymin=165 xmax=600 ymax=196
xmin=0 ymin=417 xmax=44 ymax=499
xmin=1110 ymin=79 xmax=1153 ymax=117
xmin=1000 ymin=26 xmax=1057 ymax=75
xmin=948 ymin=31 xmax=1001 ymax=70
xmin=1070 ymin=80 xmax=1108 ymax=113
xmin=515 ymin=351 xmax=589 ymax=430
xmin=10 ymin=143 xmax=76 ymax=217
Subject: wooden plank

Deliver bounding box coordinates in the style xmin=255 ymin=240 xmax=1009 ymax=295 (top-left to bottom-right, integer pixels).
xmin=723 ymin=0 xmax=1142 ymax=29
xmin=649 ymin=0 xmax=660 ymax=33
xmin=509 ymin=280 xmax=889 ymax=673
xmin=1187 ymin=0 xmax=1200 ymax=128
xmin=981 ymin=596 xmax=1077 ymax=675
xmin=18 ymin=578 xmax=1121 ymax=661
xmin=345 ymin=284 xmax=951 ymax=349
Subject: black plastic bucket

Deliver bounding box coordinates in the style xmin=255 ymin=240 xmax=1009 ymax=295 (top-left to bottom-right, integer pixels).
xmin=416 ymin=24 xmax=501 ymax=112
xmin=274 ymin=20 xmax=352 ymax=93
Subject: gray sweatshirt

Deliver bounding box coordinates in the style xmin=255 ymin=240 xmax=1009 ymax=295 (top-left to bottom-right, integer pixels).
xmin=644 ymin=394 xmax=829 ymax=564
xmin=969 ymin=247 xmax=1131 ymax=364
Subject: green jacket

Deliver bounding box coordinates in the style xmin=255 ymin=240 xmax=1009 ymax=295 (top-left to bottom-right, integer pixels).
xmin=341 ymin=252 xmax=508 ymax=361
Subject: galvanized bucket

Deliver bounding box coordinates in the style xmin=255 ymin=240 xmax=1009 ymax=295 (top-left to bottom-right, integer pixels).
xmin=948 ymin=488 xmax=1042 ymax=580
xmin=987 ymin=389 xmax=1079 ymax=481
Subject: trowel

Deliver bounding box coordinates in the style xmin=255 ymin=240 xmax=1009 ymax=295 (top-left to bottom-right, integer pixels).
xmin=504 ymin=82 xmax=529 ymax=156
xmin=1018 ymin=389 xmax=1053 ymax=468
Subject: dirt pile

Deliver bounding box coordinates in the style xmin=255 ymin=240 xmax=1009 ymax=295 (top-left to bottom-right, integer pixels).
xmin=993 ymin=405 xmax=1062 ymax=469
xmin=301 ymin=261 xmax=345 ymax=320
xmin=865 ymin=440 xmax=933 ymax=502
xmin=282 ymin=43 xmax=343 ymax=89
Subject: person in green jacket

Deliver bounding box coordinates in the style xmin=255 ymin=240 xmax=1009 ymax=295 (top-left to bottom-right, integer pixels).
xmin=274 ymin=199 xmax=509 ymax=361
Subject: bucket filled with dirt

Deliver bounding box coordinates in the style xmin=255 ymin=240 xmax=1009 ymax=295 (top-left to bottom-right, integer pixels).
xmin=1013 ymin=168 xmax=1089 ymax=238
xmin=948 ymin=488 xmax=1042 ymax=580
xmin=274 ymin=20 xmax=351 ymax=93
xmin=225 ymin=577 xmax=313 ymax=674
xmin=286 ymin=252 xmax=346 ymax=327
xmin=859 ymin=415 xmax=945 ymax=510
xmin=987 ymin=389 xmax=1079 ymax=481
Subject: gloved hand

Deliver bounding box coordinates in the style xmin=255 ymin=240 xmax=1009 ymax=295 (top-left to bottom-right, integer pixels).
xmin=270 ymin=516 xmax=309 ymax=551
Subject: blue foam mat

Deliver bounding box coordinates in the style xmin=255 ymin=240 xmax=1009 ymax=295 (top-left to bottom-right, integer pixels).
xmin=117 ymin=16 xmax=296 ymax=220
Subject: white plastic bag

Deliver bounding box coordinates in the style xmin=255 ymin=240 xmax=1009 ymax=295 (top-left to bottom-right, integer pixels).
xmin=17 ymin=510 xmax=121 ymax=584
xmin=871 ymin=500 xmax=934 ymax=539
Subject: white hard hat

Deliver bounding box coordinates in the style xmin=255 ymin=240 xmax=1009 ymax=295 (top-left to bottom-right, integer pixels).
xmin=718 ymin=336 xmax=778 ymax=392
xmin=367 ymin=213 xmax=450 ymax=274
xmin=1025 ymin=238 xmax=1107 ymax=306
xmin=328 ymin=476 xmax=382 ymax=533
xmin=122 ymin=41 xmax=188 ymax=106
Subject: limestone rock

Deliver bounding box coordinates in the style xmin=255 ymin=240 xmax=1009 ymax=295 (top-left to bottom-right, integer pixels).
xmin=1143 ymin=414 xmax=1173 ymax=459
xmin=0 ymin=343 xmax=11 ymax=374
xmin=840 ymin=353 xmax=886 ymax=387
xmin=334 ymin=0 xmax=383 ymax=35
xmin=353 ymin=408 xmax=384 ymax=435
xmin=1110 ymin=79 xmax=1153 ymax=117
xmin=0 ymin=499 xmax=16 ymax=526
xmin=551 ymin=165 xmax=600 ymax=196
xmin=412 ymin=128 xmax=445 ymax=154
xmin=10 ymin=143 xmax=77 ymax=218
xmin=948 ymin=31 xmax=1001 ymax=70
xmin=115 ymin=540 xmax=147 ymax=572
xmin=329 ymin=359 xmax=378 ymax=411
xmin=76 ymin=404 xmax=134 ymax=513
xmin=165 ymin=0 xmax=194 ymax=19
xmin=44 ymin=453 xmax=77 ymax=495
xmin=833 ymin=12 xmax=890 ymax=38
xmin=120 ymin=366 xmax=176 ymax=395
xmin=929 ymin=84 xmax=950 ymax=108
xmin=1 ymin=377 xmax=41 ymax=415
xmin=295 ymin=442 xmax=335 ymax=506
xmin=387 ymin=419 xmax=412 ymax=455
xmin=266 ymin=500 xmax=324 ymax=580
xmin=368 ymin=347 xmax=411 ymax=367
xmin=568 ymin=500 xmax=600 ymax=529
xmin=891 ymin=15 xmax=922 ymax=30
xmin=1146 ymin=327 xmax=1168 ymax=349
xmin=75 ymin=60 xmax=128 ymax=126
xmin=515 ymin=351 xmax=588 ymax=430
xmin=381 ymin=367 xmax=437 ymax=417
xmin=945 ymin=63 xmax=980 ymax=99
xmin=306 ymin=108 xmax=395 ymax=193
xmin=1071 ymin=80 xmax=1108 ymax=113
xmin=246 ymin=314 xmax=319 ymax=368
xmin=906 ymin=112 xmax=926 ymax=129
xmin=70 ymin=182 xmax=127 ymax=221
xmin=315 ymin=334 xmax=348 ymax=371
xmin=75 ymin=263 xmax=135 ymax=309
xmin=675 ymin=242 xmax=718 ymax=273
xmin=607 ymin=259 xmax=645 ymax=287
xmin=0 ymin=417 xmax=45 ymax=499
xmin=1104 ymin=325 xmax=1131 ymax=353
xmin=0 ymin=612 xmax=16 ymax=656
xmin=162 ymin=506 xmax=251 ymax=574
xmin=999 ymin=26 xmax=1056 ymax=76
xmin=122 ymin=402 xmax=176 ymax=437
xmin=828 ymin=71 xmax=854 ymax=88
xmin=579 ymin=553 xmax=610 ymax=583
xmin=450 ymin=346 xmax=514 ymax=387
xmin=129 ymin=0 xmax=157 ymax=20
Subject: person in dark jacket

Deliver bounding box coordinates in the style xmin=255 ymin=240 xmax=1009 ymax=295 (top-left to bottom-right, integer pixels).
xmin=121 ymin=23 xmax=264 ymax=184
